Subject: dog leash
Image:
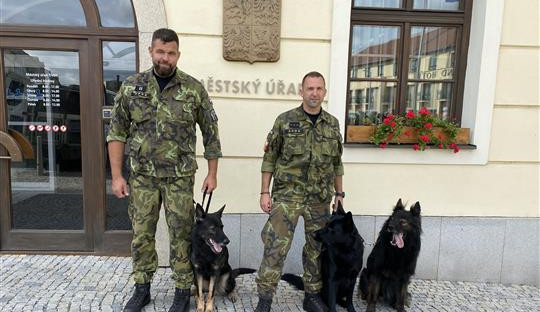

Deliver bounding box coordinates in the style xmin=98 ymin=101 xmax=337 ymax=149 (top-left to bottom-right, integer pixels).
xmin=201 ymin=187 xmax=213 ymax=215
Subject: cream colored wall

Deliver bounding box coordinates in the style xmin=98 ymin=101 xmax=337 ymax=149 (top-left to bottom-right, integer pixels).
xmin=487 ymin=0 xmax=539 ymax=215
xmin=161 ymin=0 xmax=539 ymax=217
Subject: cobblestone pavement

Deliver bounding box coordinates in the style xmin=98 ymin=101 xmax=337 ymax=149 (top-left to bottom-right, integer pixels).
xmin=0 ymin=255 xmax=538 ymax=312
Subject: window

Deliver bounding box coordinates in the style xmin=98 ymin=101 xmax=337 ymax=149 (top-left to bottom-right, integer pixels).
xmin=95 ymin=0 xmax=135 ymax=27
xmin=346 ymin=0 xmax=472 ymax=142
xmin=102 ymin=41 xmax=137 ymax=106
xmin=0 ymin=0 xmax=86 ymax=26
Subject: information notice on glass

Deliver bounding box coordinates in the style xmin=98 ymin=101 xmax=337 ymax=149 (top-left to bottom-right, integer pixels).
xmin=25 ymin=72 xmax=61 ymax=107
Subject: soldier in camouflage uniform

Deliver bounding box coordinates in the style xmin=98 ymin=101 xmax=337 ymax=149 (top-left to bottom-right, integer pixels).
xmin=254 ymin=72 xmax=345 ymax=312
xmin=107 ymin=28 xmax=221 ymax=312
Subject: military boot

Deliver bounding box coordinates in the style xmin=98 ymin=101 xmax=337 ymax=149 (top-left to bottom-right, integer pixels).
xmin=303 ymin=292 xmax=328 ymax=312
xmin=254 ymin=295 xmax=273 ymax=312
xmin=123 ymin=283 xmax=151 ymax=312
xmin=168 ymin=288 xmax=190 ymax=312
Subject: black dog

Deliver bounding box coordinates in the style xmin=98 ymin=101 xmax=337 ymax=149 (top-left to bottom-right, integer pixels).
xmin=359 ymin=199 xmax=421 ymax=312
xmin=191 ymin=203 xmax=255 ymax=312
xmin=282 ymin=202 xmax=365 ymax=312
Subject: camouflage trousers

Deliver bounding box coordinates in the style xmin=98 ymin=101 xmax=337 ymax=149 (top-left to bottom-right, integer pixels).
xmin=256 ymin=201 xmax=330 ymax=297
xmin=128 ymin=173 xmax=194 ymax=289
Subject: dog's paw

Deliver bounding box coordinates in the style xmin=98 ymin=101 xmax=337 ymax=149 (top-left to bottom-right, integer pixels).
xmin=405 ymin=292 xmax=411 ymax=307
xmin=227 ymin=290 xmax=238 ymax=303
xmin=196 ymin=296 xmax=205 ymax=312
xmin=204 ymin=300 xmax=214 ymax=312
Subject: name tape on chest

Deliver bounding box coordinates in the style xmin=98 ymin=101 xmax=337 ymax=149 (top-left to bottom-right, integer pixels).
xmin=284 ymin=121 xmax=304 ymax=135
xmin=131 ymin=85 xmax=148 ymax=97
xmin=285 ymin=128 xmax=304 ymax=135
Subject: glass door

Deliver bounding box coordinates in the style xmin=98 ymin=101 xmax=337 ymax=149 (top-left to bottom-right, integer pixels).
xmin=0 ymin=38 xmax=93 ymax=251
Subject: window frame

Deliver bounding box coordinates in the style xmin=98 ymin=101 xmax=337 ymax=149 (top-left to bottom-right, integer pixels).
xmin=328 ymin=0 xmax=504 ymax=165
xmin=346 ymin=0 xmax=473 ymax=135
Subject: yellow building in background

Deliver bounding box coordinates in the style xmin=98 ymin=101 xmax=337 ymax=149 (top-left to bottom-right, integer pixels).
xmin=0 ymin=0 xmax=537 ymax=286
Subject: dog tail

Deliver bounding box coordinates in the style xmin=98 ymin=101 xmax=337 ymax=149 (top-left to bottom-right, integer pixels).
xmin=281 ymin=273 xmax=304 ymax=290
xmin=231 ymin=268 xmax=256 ymax=278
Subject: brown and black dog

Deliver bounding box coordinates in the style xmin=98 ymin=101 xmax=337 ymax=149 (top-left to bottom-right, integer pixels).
xmin=190 ymin=203 xmax=254 ymax=312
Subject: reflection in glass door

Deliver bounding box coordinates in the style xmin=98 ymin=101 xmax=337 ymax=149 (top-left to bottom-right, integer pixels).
xmin=4 ymin=50 xmax=84 ymax=230
xmin=102 ymin=41 xmax=136 ymax=231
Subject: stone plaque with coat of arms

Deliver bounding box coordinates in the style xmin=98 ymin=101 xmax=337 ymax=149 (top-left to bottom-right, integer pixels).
xmin=223 ymin=0 xmax=281 ymax=63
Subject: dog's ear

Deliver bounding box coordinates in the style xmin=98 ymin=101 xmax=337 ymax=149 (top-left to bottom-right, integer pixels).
xmin=336 ymin=201 xmax=346 ymax=215
xmin=394 ymin=198 xmax=405 ymax=211
xmin=216 ymin=204 xmax=226 ymax=218
xmin=345 ymin=211 xmax=355 ymax=231
xmin=411 ymin=201 xmax=421 ymax=216
xmin=195 ymin=203 xmax=205 ymax=222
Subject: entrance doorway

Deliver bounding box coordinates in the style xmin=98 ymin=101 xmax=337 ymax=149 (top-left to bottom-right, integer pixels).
xmin=0 ymin=38 xmax=92 ymax=250
xmin=0 ymin=0 xmax=138 ymax=254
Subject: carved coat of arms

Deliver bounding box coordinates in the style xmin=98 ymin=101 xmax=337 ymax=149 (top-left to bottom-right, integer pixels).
xmin=223 ymin=0 xmax=281 ymax=63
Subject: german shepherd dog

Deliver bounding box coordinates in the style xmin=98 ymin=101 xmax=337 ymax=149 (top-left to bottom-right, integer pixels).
xmin=282 ymin=202 xmax=365 ymax=312
xmin=359 ymin=199 xmax=421 ymax=312
xmin=191 ymin=203 xmax=255 ymax=312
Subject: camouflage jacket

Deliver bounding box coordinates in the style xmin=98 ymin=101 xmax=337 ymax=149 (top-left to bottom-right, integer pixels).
xmin=106 ymin=68 xmax=222 ymax=177
xmin=262 ymin=105 xmax=344 ymax=204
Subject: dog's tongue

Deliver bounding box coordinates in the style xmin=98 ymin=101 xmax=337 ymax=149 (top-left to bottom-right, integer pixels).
xmin=210 ymin=239 xmax=223 ymax=253
xmin=393 ymin=233 xmax=404 ymax=248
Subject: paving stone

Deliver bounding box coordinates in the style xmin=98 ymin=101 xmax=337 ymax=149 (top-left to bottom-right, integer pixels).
xmin=0 ymin=255 xmax=538 ymax=311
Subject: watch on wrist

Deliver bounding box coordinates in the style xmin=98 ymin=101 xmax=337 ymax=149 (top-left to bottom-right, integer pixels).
xmin=335 ymin=191 xmax=345 ymax=198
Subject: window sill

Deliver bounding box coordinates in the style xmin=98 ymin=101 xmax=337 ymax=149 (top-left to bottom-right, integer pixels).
xmin=344 ymin=143 xmax=477 ymax=150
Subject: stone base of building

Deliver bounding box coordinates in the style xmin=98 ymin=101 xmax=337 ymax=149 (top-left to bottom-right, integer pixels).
xmin=156 ymin=211 xmax=539 ymax=286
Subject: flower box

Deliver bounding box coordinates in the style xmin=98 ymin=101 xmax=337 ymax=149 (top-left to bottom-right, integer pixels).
xmin=346 ymin=125 xmax=470 ymax=144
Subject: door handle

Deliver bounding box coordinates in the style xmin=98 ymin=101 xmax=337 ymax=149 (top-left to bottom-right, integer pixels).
xmin=0 ymin=131 xmax=24 ymax=162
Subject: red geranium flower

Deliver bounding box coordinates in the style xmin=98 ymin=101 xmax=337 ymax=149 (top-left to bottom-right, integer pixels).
xmin=387 ymin=114 xmax=395 ymax=120
xmin=438 ymin=135 xmax=443 ymax=140
xmin=438 ymin=144 xmax=444 ymax=149
xmin=412 ymin=144 xmax=420 ymax=151
xmin=383 ymin=118 xmax=390 ymax=124
xmin=419 ymin=107 xmax=430 ymax=115
xmin=420 ymin=135 xmax=430 ymax=143
xmin=391 ymin=121 xmax=397 ymax=128
xmin=405 ymin=110 xmax=415 ymax=119
xmin=379 ymin=143 xmax=387 ymax=149
xmin=425 ymin=123 xmax=433 ymax=130
xmin=449 ymin=142 xmax=457 ymax=149
xmin=453 ymin=146 xmax=460 ymax=153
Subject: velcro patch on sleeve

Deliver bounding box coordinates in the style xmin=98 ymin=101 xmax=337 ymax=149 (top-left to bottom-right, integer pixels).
xmin=209 ymin=108 xmax=218 ymax=122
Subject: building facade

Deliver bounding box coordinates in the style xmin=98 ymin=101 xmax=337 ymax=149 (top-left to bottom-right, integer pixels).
xmin=0 ymin=0 xmax=538 ymax=286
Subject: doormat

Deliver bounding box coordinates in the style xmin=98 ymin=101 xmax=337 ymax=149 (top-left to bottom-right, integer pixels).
xmin=12 ymin=193 xmax=131 ymax=230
